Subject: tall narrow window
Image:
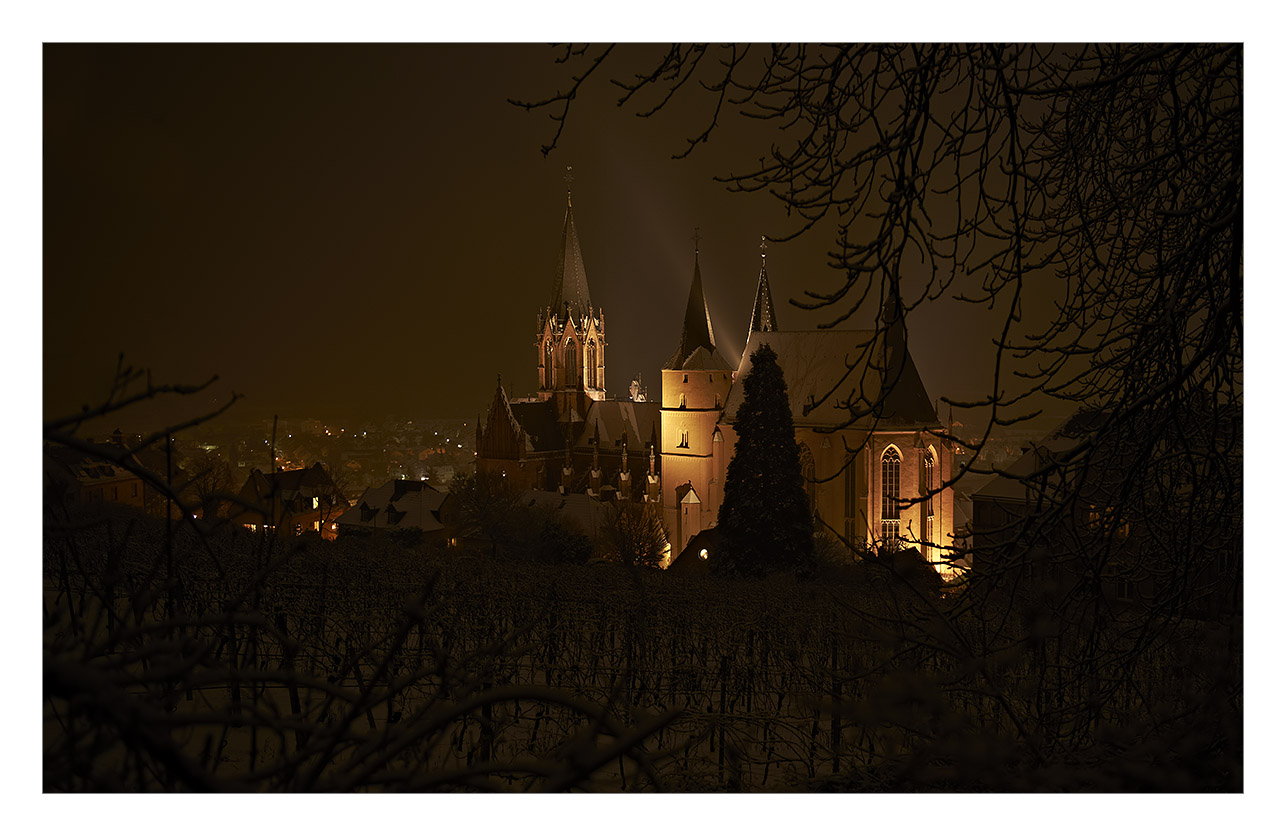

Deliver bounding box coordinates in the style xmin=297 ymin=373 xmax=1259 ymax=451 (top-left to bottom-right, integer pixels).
xmin=800 ymin=444 xmax=817 ymax=518
xmin=679 ymin=430 xmax=689 ymax=449
xmin=543 ymin=341 xmax=553 ymax=388
xmin=843 ymin=455 xmax=856 ymax=544
xmin=923 ymin=449 xmax=935 ymax=546
xmin=564 ymin=339 xmax=577 ymax=388
xmin=587 ymin=341 xmax=598 ymax=388
xmin=881 ymin=447 xmax=901 ymax=544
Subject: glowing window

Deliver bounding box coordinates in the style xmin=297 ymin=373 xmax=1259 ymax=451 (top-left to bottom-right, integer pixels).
xmin=699 ymin=548 xmax=709 ymax=560
xmin=881 ymin=447 xmax=901 ymax=543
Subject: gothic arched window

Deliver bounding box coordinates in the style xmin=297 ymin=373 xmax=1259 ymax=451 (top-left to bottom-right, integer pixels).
xmin=564 ymin=339 xmax=578 ymax=388
xmin=923 ymin=447 xmax=936 ymax=544
xmin=543 ymin=341 xmax=553 ymax=389
xmin=587 ymin=341 xmax=598 ymax=389
xmin=799 ymin=443 xmax=817 ymax=517
xmin=881 ymin=446 xmax=901 ymax=544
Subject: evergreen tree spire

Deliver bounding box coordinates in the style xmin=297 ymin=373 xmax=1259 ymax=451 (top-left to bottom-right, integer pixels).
xmin=748 ymin=235 xmax=778 ymax=339
xmin=717 ymin=344 xmax=814 ymax=576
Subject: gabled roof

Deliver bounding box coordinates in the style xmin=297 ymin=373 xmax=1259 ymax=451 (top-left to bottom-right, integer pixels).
xmin=550 ymin=203 xmax=593 ymax=324
xmin=237 ymin=462 xmax=344 ymax=507
xmin=723 ymin=330 xmax=941 ymax=430
xmin=479 ymin=376 xmax=530 ymax=456
xmin=575 ymin=400 xmax=661 ymax=454
xmin=666 ymin=253 xmax=730 ymax=370
xmin=520 ymin=490 xmax=606 ymax=538
xmin=509 ymin=400 xmax=566 ymax=452
xmin=43 ymin=443 xmax=138 ymax=486
xmin=336 ymin=479 xmax=447 ymax=532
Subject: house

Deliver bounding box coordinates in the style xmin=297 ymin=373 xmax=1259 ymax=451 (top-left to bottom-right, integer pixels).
xmin=43 ymin=442 xmax=147 ymax=510
xmin=336 ymin=479 xmax=451 ymax=544
xmin=229 ymin=462 xmax=349 ymax=538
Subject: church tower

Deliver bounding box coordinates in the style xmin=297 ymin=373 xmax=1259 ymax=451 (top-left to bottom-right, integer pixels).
xmin=660 ymin=237 xmax=733 ymax=557
xmin=536 ymin=169 xmax=606 ymax=425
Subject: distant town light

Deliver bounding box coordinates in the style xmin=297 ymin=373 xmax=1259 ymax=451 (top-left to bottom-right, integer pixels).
xmin=700 ymin=548 xmax=709 ymax=561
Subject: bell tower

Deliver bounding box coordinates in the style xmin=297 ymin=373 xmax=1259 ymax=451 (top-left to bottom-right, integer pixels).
xmin=660 ymin=231 xmax=733 ymax=556
xmin=536 ymin=167 xmax=607 ymax=423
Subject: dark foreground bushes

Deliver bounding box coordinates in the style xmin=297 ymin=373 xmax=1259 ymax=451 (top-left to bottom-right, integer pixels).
xmin=44 ymin=501 xmax=1240 ymax=791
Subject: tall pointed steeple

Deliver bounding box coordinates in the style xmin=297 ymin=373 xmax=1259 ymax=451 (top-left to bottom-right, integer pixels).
xmin=748 ymin=235 xmax=778 ymax=339
xmin=666 ymin=233 xmax=729 ymax=370
xmin=537 ymin=166 xmax=606 ymax=413
xmin=550 ymin=167 xmax=592 ymax=324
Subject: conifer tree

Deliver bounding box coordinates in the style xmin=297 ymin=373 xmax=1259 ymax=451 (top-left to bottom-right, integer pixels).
xmin=717 ymin=344 xmax=813 ymax=576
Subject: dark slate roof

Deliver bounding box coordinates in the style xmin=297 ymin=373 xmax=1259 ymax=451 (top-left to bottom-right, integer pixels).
xmin=43 ymin=443 xmax=132 ymax=485
xmin=238 ymin=462 xmax=344 ymax=506
xmin=575 ymin=400 xmax=661 ymax=453
xmin=550 ymin=203 xmax=593 ymax=324
xmin=336 ymin=479 xmax=446 ymax=532
xmin=666 ymin=253 xmax=730 ymax=370
xmin=748 ymin=256 xmax=778 ymax=338
xmin=484 ymin=378 xmax=527 ymax=445
xmin=520 ymin=490 xmax=606 ymax=539
xmin=723 ymin=330 xmax=940 ymax=429
xmin=509 ymin=400 xmax=566 ymax=452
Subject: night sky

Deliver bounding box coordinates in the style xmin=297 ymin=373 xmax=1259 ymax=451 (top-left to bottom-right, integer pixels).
xmin=45 ymin=44 xmax=1023 ymax=432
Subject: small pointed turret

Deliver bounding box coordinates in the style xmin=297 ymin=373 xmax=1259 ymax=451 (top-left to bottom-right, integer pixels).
xmin=748 ymin=235 xmax=778 ymax=340
xmin=666 ymin=238 xmax=729 ymax=370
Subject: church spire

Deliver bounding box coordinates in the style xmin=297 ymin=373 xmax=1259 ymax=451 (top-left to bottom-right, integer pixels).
xmin=748 ymin=235 xmax=778 ymax=340
xmin=550 ymin=166 xmax=592 ymax=324
xmin=665 ymin=231 xmax=729 ymax=370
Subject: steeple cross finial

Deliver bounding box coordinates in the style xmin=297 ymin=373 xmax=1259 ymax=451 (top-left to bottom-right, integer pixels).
xmin=564 ymin=165 xmax=574 ymax=207
xmin=760 ymin=234 xmax=768 ymax=260
xmin=692 ymin=226 xmax=701 ymax=253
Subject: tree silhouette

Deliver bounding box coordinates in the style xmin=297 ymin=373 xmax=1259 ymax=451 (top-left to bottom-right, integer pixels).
xmin=449 ymin=469 xmax=521 ymax=559
xmin=602 ymin=500 xmax=669 ymax=568
xmin=718 ymin=344 xmax=813 ymax=577
xmin=517 ymin=43 xmax=1242 ymax=789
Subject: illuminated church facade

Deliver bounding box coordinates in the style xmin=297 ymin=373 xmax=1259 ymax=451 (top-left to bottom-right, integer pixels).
xmin=476 ymin=191 xmax=955 ymax=570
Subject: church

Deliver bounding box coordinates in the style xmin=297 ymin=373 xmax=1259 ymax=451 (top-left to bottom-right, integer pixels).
xmin=476 ymin=190 xmax=955 ymax=571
